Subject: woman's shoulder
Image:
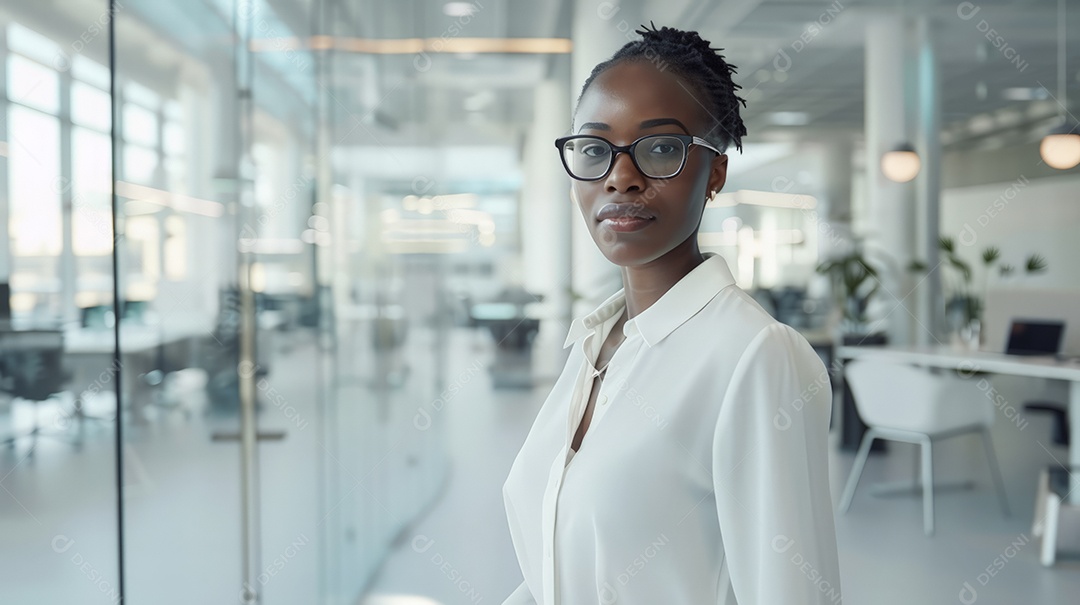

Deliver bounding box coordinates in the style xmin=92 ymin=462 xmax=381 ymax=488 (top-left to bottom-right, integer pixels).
xmin=689 ymin=286 xmax=823 ymax=375
xmin=695 ymin=284 xmax=791 ymax=347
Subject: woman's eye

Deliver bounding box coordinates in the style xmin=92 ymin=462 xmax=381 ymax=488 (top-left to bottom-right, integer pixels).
xmin=649 ymin=143 xmax=677 ymax=155
xmin=580 ymin=144 xmax=610 ymax=158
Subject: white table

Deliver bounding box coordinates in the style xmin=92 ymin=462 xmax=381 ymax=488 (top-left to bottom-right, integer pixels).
xmin=838 ymin=345 xmax=1080 ymax=503
xmin=64 ymin=314 xmax=217 ymax=355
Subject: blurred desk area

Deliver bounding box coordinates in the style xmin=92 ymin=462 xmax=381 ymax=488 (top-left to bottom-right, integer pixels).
xmin=469 ymin=287 xmax=543 ymax=389
xmin=837 ymin=289 xmax=1080 ymax=564
xmin=838 ymin=343 xmax=1080 ymax=482
xmin=0 ymin=289 xmax=293 ymax=422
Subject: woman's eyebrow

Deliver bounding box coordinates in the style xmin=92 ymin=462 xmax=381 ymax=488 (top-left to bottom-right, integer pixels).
xmin=576 ymin=118 xmax=691 ymax=133
xmin=577 ymin=121 xmax=610 ymax=132
xmin=639 ymin=118 xmax=690 ymax=132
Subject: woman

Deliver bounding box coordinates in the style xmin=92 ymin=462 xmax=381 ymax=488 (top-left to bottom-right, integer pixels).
xmin=502 ymin=24 xmax=842 ymax=604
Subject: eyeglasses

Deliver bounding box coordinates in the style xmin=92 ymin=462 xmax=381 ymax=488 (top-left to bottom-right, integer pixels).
xmin=554 ymin=133 xmax=722 ymax=181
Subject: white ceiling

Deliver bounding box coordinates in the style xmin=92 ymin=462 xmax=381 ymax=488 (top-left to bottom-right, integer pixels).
xmin=6 ymin=0 xmax=1077 ymax=152
xmin=309 ymin=0 xmax=1078 ymax=153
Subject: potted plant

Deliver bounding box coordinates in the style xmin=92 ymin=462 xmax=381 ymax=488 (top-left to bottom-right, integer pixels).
xmin=816 ymin=245 xmax=888 ymax=451
xmin=816 ymin=247 xmax=882 ymax=338
xmin=909 ymin=237 xmax=1048 ymax=348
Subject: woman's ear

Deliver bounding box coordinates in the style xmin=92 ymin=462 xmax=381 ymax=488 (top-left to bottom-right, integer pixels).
xmin=707 ymin=153 xmax=729 ymax=198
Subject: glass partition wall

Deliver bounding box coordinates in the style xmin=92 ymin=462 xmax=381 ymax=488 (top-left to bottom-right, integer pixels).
xmin=0 ymin=0 xmax=483 ymax=602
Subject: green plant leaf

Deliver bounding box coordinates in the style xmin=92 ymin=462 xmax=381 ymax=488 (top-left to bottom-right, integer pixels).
xmin=939 ymin=236 xmax=955 ymax=253
xmin=1025 ymin=253 xmax=1048 ymax=273
xmin=981 ymin=246 xmax=1000 ymax=265
xmin=948 ymin=256 xmax=972 ymax=282
xmin=998 ymin=263 xmax=1015 ymax=276
xmin=908 ymin=260 xmax=928 ymax=272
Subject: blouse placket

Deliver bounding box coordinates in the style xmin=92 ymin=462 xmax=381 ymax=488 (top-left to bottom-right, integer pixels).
xmin=541 ymin=312 xmax=635 ymax=604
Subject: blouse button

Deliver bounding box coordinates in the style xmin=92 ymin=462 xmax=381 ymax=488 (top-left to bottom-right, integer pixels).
xmin=599 ymin=395 xmax=608 ymax=406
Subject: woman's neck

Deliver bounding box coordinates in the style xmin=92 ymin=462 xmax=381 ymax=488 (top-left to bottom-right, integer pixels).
xmin=619 ymin=237 xmax=705 ymax=319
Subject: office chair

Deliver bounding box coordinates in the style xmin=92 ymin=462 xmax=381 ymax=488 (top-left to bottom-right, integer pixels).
xmin=1005 ymin=319 xmax=1071 ymax=447
xmin=0 ymin=330 xmax=75 ymax=454
xmin=839 ymin=360 xmax=1011 ymax=536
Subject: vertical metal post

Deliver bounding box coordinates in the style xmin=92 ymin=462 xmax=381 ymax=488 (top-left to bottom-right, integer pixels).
xmin=235 ymin=0 xmax=261 ymax=602
xmin=107 ymin=1 xmax=127 ymax=601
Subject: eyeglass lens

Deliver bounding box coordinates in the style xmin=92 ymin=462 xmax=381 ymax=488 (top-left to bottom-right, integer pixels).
xmin=561 ymin=135 xmax=687 ymax=179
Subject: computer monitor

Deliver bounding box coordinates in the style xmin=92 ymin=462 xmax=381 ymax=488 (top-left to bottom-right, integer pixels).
xmin=1005 ymin=319 xmax=1065 ymax=356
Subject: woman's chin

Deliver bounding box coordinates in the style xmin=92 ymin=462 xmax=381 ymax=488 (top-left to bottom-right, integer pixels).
xmin=595 ymin=242 xmax=658 ymax=267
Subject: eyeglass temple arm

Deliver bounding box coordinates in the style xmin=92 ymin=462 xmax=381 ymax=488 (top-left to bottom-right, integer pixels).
xmin=692 ymin=136 xmax=724 ymax=156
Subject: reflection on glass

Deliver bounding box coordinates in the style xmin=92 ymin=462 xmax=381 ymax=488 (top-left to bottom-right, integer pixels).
xmin=1 ymin=16 xmax=121 ymax=605
xmin=6 ymin=53 xmax=58 ymax=114
xmin=71 ymin=81 xmax=111 ymax=131
xmin=7 ymin=103 xmax=61 ymax=320
xmin=3 ymin=2 xmax=504 ymax=603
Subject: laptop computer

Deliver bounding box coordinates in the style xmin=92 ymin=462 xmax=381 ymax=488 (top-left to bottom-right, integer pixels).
xmin=1005 ymin=319 xmax=1065 ymax=356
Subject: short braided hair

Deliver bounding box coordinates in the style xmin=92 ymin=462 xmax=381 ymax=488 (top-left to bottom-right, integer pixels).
xmin=575 ymin=23 xmax=748 ymax=153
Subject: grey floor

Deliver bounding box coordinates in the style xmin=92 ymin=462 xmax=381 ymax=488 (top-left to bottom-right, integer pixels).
xmin=2 ymin=326 xmax=1079 ymax=604
xmin=363 ymin=337 xmax=1080 ymax=605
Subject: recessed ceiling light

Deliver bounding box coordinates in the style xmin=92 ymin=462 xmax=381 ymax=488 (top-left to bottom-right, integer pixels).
xmin=464 ymin=89 xmax=495 ymax=111
xmin=768 ymin=111 xmax=810 ymax=126
xmin=443 ymin=2 xmax=477 ymax=17
xmin=1001 ymin=87 xmax=1050 ymax=101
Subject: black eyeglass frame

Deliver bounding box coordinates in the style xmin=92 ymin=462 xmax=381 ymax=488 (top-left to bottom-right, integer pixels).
xmin=553 ymin=133 xmax=724 ymax=181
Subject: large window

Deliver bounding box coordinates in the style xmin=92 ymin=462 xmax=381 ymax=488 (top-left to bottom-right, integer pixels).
xmin=70 ymin=61 xmax=115 ymax=309
xmin=6 ymin=75 xmax=62 ymax=317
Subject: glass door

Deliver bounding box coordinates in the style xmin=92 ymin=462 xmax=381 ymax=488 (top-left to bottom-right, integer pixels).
xmin=1 ymin=1 xmax=467 ymax=602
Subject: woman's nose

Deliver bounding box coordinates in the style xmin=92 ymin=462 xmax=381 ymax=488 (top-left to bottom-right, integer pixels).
xmin=605 ymin=151 xmax=645 ymax=193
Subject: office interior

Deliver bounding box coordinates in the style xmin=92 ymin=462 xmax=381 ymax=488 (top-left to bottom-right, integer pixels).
xmin=0 ymin=0 xmax=1079 ymax=603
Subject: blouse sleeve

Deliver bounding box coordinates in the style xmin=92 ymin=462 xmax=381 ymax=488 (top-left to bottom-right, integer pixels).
xmin=501 ymin=580 xmax=537 ymax=604
xmin=712 ymin=322 xmax=843 ymax=604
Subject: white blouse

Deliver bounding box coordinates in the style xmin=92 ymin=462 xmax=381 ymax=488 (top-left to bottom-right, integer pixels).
xmin=501 ymin=253 xmax=842 ymax=604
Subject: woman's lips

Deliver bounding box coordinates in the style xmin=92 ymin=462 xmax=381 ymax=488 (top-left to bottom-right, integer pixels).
xmin=595 ymin=202 xmax=656 ymax=233
xmin=599 ymin=216 xmax=655 ymax=232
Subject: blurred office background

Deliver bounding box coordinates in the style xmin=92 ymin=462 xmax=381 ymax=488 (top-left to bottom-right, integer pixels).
xmin=0 ymin=0 xmax=1078 ymax=603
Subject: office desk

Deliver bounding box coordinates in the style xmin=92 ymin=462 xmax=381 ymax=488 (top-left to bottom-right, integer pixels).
xmin=64 ymin=314 xmax=216 ymax=354
xmin=838 ymin=345 xmax=1080 ymax=503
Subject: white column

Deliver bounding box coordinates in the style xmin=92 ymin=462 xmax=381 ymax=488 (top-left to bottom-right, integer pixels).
xmin=821 ymin=135 xmax=854 ymax=260
xmin=915 ymin=16 xmax=942 ymax=344
xmin=569 ymin=0 xmax=642 ymax=314
xmin=864 ymin=16 xmax=915 ymax=344
xmin=208 ymin=50 xmax=241 ymax=291
xmin=59 ymin=61 xmax=76 ymax=324
xmin=521 ymin=76 xmax=572 ymax=372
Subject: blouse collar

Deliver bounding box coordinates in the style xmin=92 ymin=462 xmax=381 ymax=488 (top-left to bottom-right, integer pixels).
xmin=563 ymin=252 xmax=737 ymax=349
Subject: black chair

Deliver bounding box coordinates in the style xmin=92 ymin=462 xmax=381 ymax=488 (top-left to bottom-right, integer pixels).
xmin=1005 ymin=319 xmax=1070 ymax=447
xmin=0 ymin=330 xmax=74 ymax=453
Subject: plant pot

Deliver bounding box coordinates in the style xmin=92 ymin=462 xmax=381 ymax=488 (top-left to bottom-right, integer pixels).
xmin=952 ymin=318 xmax=982 ymax=351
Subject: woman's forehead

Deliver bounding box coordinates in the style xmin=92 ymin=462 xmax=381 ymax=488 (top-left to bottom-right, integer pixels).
xmin=575 ymin=62 xmax=706 ymax=134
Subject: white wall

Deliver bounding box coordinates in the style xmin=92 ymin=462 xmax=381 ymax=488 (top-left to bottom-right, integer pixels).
xmin=941 ymin=173 xmax=1080 ymax=354
xmin=940 ymin=173 xmax=1080 ymax=293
